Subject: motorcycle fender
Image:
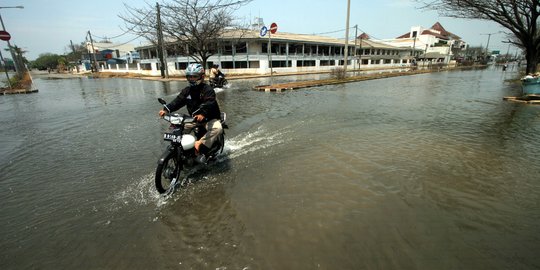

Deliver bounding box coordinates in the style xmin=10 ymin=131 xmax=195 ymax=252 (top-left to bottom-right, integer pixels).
xmin=157 ymin=145 xmax=175 ymax=165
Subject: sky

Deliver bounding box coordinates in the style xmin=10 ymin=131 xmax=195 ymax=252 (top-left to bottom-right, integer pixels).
xmin=1 ymin=0 xmax=513 ymax=61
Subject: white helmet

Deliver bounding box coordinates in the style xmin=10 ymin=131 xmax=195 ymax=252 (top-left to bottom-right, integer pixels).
xmin=185 ymin=63 xmax=205 ymax=86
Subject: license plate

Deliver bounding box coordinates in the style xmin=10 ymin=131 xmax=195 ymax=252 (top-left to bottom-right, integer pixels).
xmin=163 ymin=133 xmax=181 ymax=142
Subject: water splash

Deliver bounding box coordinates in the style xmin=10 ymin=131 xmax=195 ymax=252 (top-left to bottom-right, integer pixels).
xmin=224 ymin=125 xmax=290 ymax=159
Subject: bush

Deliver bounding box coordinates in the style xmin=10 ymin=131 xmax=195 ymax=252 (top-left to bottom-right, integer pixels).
xmin=331 ymin=67 xmax=346 ymax=80
xmin=2 ymin=72 xmax=32 ymax=89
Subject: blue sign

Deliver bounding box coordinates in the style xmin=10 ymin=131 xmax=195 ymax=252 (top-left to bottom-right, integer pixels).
xmin=260 ymin=26 xmax=268 ymax=37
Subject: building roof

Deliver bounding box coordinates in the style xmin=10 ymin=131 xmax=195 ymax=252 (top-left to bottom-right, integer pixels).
xmin=396 ymin=22 xmax=461 ymax=40
xmin=136 ymin=29 xmax=406 ymax=51
xmin=86 ymin=42 xmax=136 ymax=53
xmin=430 ymin=22 xmax=461 ymax=40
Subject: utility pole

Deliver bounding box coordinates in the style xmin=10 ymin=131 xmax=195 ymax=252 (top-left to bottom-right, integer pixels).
xmin=485 ymin=34 xmax=492 ymax=56
xmin=87 ymin=31 xmax=99 ymax=72
xmin=481 ymin=32 xmax=500 ymax=62
xmin=343 ymin=0 xmax=351 ymax=74
xmin=410 ymin=33 xmax=417 ymax=56
xmin=505 ymin=41 xmax=511 ymax=61
xmin=423 ymin=44 xmax=428 ymax=68
xmin=156 ymin=3 xmax=168 ymax=78
xmin=70 ymin=40 xmax=80 ymax=73
xmin=268 ymin=29 xmax=273 ymax=85
xmin=353 ymin=24 xmax=357 ymax=71
xmin=358 ymin=36 xmax=363 ymax=71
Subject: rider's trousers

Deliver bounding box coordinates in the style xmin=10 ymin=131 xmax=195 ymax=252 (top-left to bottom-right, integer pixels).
xmin=185 ymin=119 xmax=223 ymax=149
xmin=200 ymin=119 xmax=223 ymax=149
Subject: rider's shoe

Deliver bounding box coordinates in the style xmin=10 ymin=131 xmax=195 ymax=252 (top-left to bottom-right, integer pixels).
xmin=195 ymin=154 xmax=207 ymax=164
xmin=195 ymin=144 xmax=210 ymax=164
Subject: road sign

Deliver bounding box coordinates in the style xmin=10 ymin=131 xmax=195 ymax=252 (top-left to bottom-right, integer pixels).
xmin=260 ymin=26 xmax=268 ymax=37
xmin=0 ymin=30 xmax=11 ymax=41
xmin=270 ymin=22 xmax=278 ymax=34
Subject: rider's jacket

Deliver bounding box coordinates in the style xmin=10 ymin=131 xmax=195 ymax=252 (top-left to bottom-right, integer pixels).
xmin=166 ymin=83 xmax=221 ymax=121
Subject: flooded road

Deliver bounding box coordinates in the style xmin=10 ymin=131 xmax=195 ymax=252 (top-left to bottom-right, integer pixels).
xmin=1 ymin=67 xmax=539 ymax=269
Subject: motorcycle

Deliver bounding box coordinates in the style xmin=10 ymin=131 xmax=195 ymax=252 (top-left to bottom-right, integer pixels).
xmin=155 ymin=98 xmax=228 ymax=194
xmin=209 ymin=72 xmax=228 ymax=89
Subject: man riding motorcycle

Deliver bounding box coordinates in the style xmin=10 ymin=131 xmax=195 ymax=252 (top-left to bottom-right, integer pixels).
xmin=158 ymin=63 xmax=223 ymax=163
xmin=209 ymin=64 xmax=227 ymax=88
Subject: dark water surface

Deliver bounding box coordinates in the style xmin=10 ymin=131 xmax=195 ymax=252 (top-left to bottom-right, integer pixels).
xmin=1 ymin=67 xmax=539 ymax=269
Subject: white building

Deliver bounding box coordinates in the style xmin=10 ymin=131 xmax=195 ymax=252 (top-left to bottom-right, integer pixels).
xmin=382 ymin=22 xmax=468 ymax=64
xmin=132 ymin=30 xmax=418 ymax=77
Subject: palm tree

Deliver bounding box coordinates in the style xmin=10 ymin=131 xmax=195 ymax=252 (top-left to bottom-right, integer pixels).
xmin=4 ymin=44 xmax=28 ymax=77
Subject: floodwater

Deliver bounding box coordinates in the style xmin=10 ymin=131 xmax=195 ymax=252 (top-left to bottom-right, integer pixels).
xmin=1 ymin=66 xmax=539 ymax=269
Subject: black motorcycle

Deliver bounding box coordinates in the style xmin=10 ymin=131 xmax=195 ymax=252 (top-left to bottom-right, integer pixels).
xmin=209 ymin=72 xmax=228 ymax=88
xmin=155 ymin=98 xmax=228 ymax=194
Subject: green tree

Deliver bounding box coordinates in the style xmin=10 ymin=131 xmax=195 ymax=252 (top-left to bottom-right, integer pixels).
xmin=419 ymin=0 xmax=539 ymax=74
xmin=4 ymin=44 xmax=29 ymax=76
xmin=31 ymin=53 xmax=62 ymax=71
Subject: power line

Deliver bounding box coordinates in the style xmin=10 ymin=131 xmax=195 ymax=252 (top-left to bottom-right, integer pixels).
xmin=92 ymin=9 xmax=154 ymax=41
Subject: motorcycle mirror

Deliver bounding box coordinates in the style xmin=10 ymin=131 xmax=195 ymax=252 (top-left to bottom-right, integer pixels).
xmin=158 ymin=98 xmax=167 ymax=105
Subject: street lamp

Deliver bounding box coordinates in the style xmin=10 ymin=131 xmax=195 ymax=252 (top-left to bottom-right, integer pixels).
xmin=0 ymin=6 xmax=24 ymax=78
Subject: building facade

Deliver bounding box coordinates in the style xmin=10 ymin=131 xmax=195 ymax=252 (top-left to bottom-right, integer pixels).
xmin=131 ymin=30 xmax=418 ymax=77
xmin=382 ymin=22 xmax=468 ymax=64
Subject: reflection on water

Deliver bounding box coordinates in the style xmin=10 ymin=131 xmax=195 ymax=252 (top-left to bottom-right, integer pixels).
xmin=1 ymin=67 xmax=540 ymax=269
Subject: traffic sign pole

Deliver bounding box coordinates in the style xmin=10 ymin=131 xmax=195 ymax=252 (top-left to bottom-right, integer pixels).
xmin=0 ymin=14 xmax=22 ymax=77
xmin=0 ymin=30 xmax=11 ymax=88
xmin=267 ymin=23 xmax=278 ymax=84
xmin=269 ymin=30 xmax=273 ymax=85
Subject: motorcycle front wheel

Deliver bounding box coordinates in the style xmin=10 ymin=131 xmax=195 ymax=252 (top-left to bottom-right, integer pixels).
xmin=155 ymin=151 xmax=182 ymax=194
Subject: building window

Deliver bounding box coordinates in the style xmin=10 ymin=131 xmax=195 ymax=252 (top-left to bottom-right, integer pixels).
xmin=310 ymin=45 xmax=318 ymax=55
xmin=249 ymin=61 xmax=260 ymax=68
xmin=270 ymin=43 xmax=285 ymax=54
xmin=321 ymin=60 xmax=335 ymax=66
xmin=141 ymin=63 xmax=152 ymax=70
xmin=289 ymin=44 xmax=303 ymax=54
xmin=175 ymin=62 xmax=188 ymax=70
xmin=223 ymin=42 xmax=233 ymax=55
xmin=384 ymin=59 xmax=392 ymax=64
xmin=271 ymin=60 xmax=292 ymax=67
xmin=235 ymin=42 xmax=247 ymax=54
xmin=221 ymin=61 xmax=233 ymax=68
xmin=235 ymin=61 xmax=248 ymax=68
xmin=362 ymin=59 xmax=369 ymax=65
xmin=297 ymin=60 xmax=315 ymax=67
xmin=319 ymin=46 xmax=329 ymax=55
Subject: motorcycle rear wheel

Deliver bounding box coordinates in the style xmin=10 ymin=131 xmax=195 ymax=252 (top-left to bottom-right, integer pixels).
xmin=155 ymin=151 xmax=182 ymax=194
